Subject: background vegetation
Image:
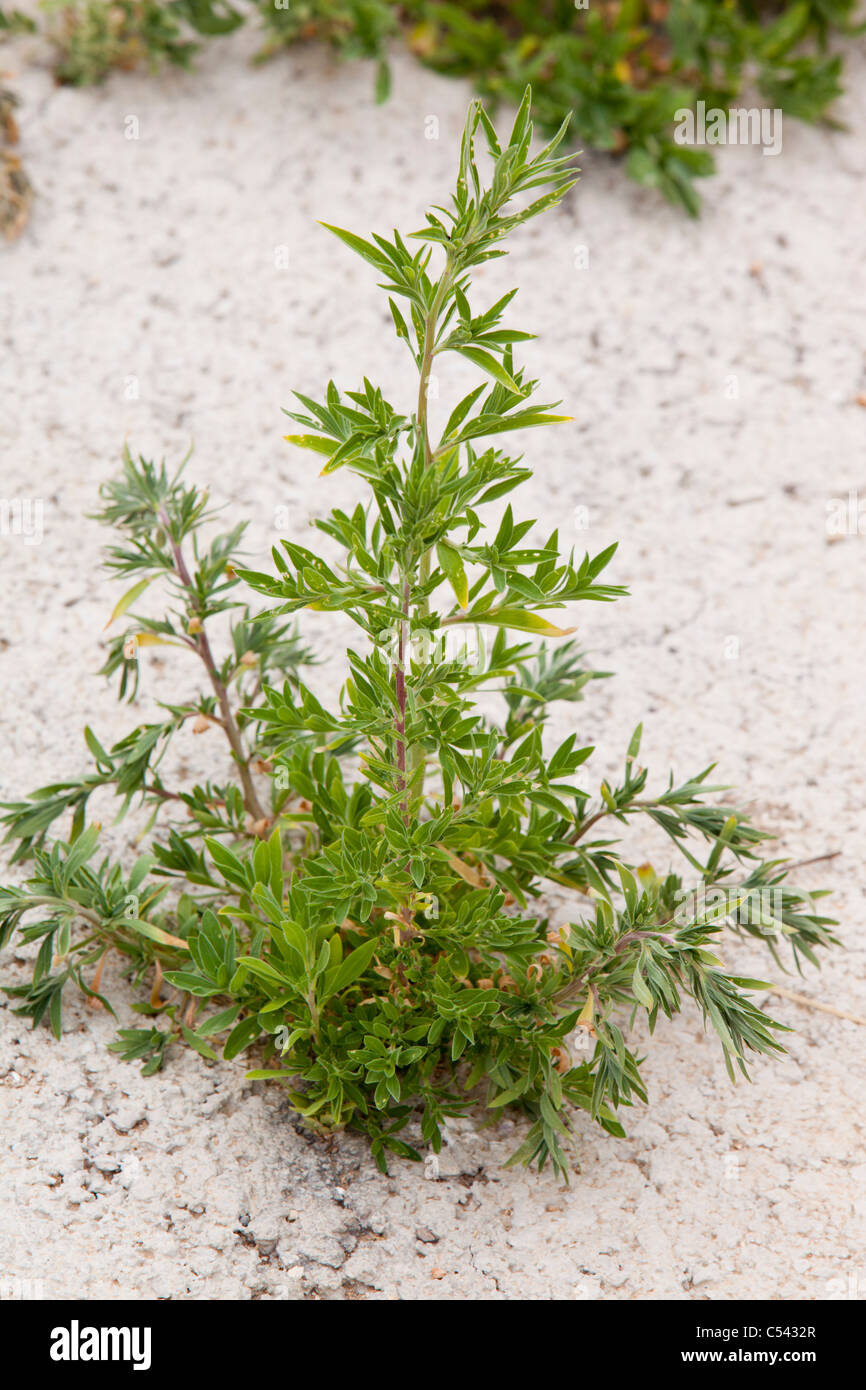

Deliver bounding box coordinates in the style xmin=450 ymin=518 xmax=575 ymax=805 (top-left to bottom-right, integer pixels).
xmin=1 ymin=0 xmax=863 ymax=219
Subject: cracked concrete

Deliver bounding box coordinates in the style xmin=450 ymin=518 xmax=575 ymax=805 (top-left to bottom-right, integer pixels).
xmin=1 ymin=27 xmax=865 ymax=1300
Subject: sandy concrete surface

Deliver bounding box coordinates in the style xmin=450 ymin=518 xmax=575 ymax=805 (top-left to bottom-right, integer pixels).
xmin=1 ymin=26 xmax=865 ymax=1300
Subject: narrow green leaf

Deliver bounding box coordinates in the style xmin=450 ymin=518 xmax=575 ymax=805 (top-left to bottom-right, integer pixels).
xmin=318 ymin=222 xmax=390 ymax=272
xmin=454 ymin=345 xmax=523 ymax=394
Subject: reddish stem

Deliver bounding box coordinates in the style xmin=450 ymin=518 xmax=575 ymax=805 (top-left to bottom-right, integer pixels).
xmin=394 ymin=579 xmax=409 ymax=822
xmin=160 ymin=511 xmax=268 ymax=828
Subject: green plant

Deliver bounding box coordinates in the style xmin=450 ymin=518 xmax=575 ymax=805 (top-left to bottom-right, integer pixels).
xmin=1 ymin=92 xmax=837 ymax=1176
xmin=40 ymin=0 xmax=243 ymax=85
xmin=0 ymin=6 xmax=38 ymax=34
xmin=0 ymin=85 xmax=32 ymax=241
xmin=23 ymin=0 xmax=864 ymax=212
xmin=391 ymin=0 xmax=860 ymax=214
xmin=253 ymin=0 xmax=396 ymax=100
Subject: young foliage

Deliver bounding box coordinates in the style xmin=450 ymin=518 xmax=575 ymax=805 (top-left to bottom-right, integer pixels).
xmin=0 ymin=92 xmax=838 ymax=1177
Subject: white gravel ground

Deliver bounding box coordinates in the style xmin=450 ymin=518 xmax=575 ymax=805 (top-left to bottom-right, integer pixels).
xmin=1 ymin=25 xmax=865 ymax=1301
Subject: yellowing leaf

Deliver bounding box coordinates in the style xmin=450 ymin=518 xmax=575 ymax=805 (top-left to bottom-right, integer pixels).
xmin=436 ymin=541 xmax=469 ymax=610
xmin=435 ymin=844 xmax=487 ymax=888
xmin=133 ymin=634 xmax=186 ymax=649
xmin=284 ymin=433 xmax=336 ymax=456
xmin=461 ymin=607 xmax=575 ymax=637
xmin=408 ymin=20 xmax=436 ymax=57
xmin=106 ymin=576 xmax=153 ymax=628
xmin=125 ymin=917 xmax=189 ymax=950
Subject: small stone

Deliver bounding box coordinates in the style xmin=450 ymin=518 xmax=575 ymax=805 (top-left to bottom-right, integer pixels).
xmin=416 ymin=1227 xmax=439 ymax=1244
xmin=200 ymin=1092 xmax=228 ymax=1118
xmin=110 ymin=1105 xmax=145 ymax=1134
xmin=425 ymin=1141 xmax=481 ymax=1181
xmin=91 ymin=1154 xmax=122 ymax=1176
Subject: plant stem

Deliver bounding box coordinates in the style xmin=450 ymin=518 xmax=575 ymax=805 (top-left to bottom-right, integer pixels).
xmin=416 ymin=266 xmax=453 ymax=512
xmin=161 ymin=512 xmax=268 ymax=827
xmin=407 ymin=264 xmax=453 ymax=789
xmin=85 ymin=949 xmax=107 ymax=1008
xmin=306 ymin=984 xmax=320 ymax=1040
xmin=567 ymin=800 xmax=656 ymax=845
xmin=782 ymin=850 xmax=840 ymax=872
xmin=143 ymin=784 xmax=183 ymax=802
xmin=395 ymin=578 xmax=409 ymax=822
xmin=767 ymin=984 xmax=866 ymax=1026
